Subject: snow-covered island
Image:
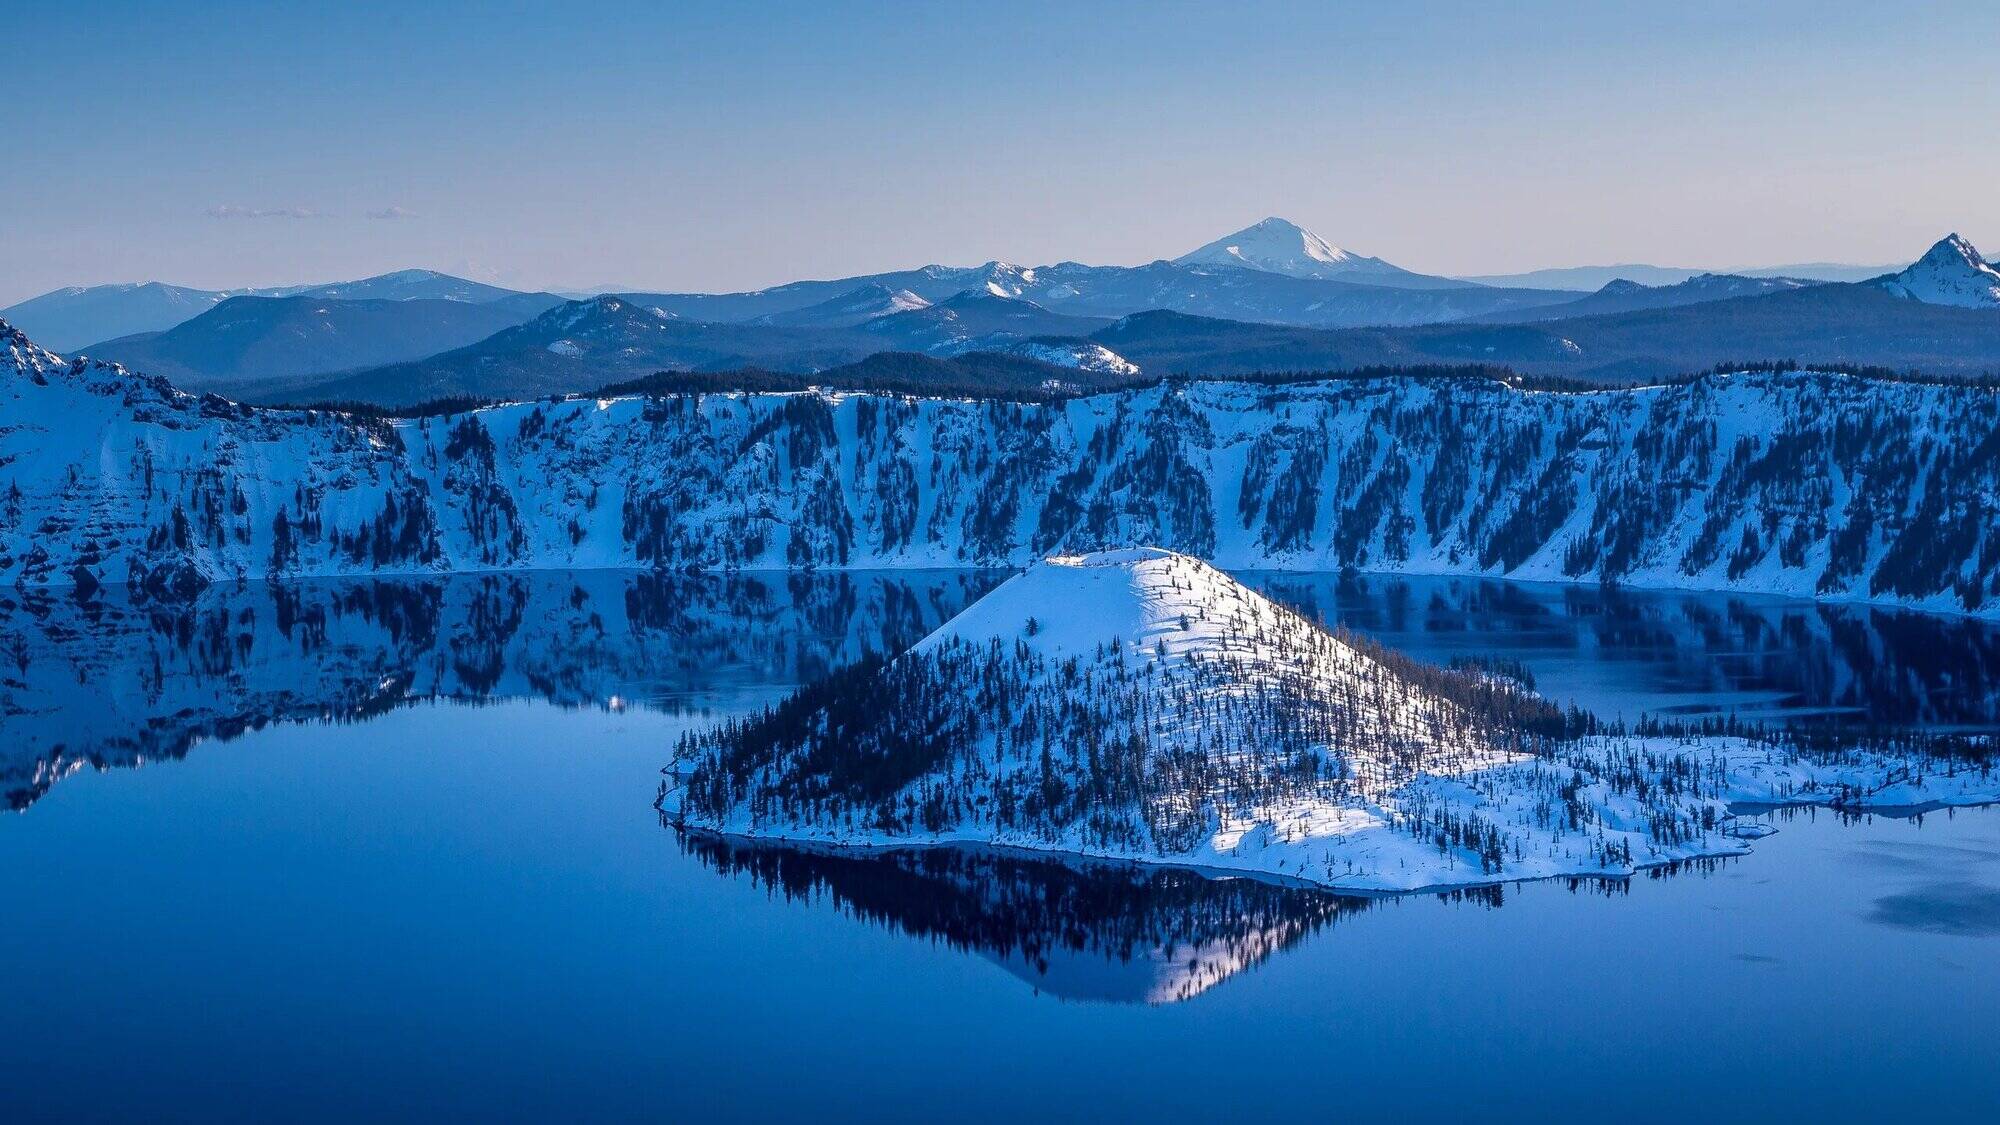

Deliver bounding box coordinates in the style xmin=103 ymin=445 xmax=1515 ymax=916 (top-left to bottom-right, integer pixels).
xmin=664 ymin=548 xmax=2000 ymax=893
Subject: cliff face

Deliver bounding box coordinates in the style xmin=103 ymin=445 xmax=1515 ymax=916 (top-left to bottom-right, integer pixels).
xmin=7 ymin=319 xmax=1999 ymax=614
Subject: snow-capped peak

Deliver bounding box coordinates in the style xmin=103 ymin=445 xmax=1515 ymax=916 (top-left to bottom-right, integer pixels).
xmin=3 ymin=319 xmax=70 ymax=380
xmin=912 ymin=547 xmax=1289 ymax=661
xmin=1173 ymin=217 xmax=1403 ymax=281
xmin=4 ymin=318 xmax=194 ymax=409
xmin=1877 ymin=233 xmax=2000 ymax=308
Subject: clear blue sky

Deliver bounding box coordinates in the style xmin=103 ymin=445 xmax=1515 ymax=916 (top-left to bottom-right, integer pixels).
xmin=6 ymin=1 xmax=1997 ymax=302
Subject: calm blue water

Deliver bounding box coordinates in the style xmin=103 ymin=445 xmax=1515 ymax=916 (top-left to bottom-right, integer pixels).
xmin=3 ymin=572 xmax=1997 ymax=1122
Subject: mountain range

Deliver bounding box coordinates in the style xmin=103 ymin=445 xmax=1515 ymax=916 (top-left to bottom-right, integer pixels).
xmin=1459 ymin=261 xmax=1905 ymax=291
xmin=80 ymin=291 xmax=562 ymax=395
xmin=0 ymin=269 xmax=532 ymax=351
xmin=263 ymin=295 xmax=878 ymax=406
xmin=239 ymin=234 xmax=2000 ymax=405
xmin=9 ymin=223 xmax=1998 ymax=407
xmin=1465 ymin=272 xmax=1821 ymax=321
xmin=618 ymin=221 xmax=1577 ymax=329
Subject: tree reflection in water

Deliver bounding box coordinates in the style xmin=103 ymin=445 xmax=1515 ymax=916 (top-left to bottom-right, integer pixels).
xmin=683 ymin=832 xmax=1389 ymax=1004
xmin=677 ymin=832 xmax=1755 ymax=1003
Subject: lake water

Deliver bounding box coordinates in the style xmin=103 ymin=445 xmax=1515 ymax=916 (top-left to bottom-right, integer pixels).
xmin=4 ymin=571 xmax=1998 ymax=1122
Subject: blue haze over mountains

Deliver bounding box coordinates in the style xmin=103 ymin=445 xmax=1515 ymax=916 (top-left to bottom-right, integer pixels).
xmin=4 ymin=218 xmax=1998 ymax=407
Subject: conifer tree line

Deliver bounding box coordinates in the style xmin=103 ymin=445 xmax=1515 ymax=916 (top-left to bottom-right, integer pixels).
xmin=680 ymin=833 xmax=1374 ymax=1003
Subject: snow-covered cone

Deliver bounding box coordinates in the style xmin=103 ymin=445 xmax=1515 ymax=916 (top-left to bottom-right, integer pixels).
xmin=668 ymin=549 xmax=1625 ymax=889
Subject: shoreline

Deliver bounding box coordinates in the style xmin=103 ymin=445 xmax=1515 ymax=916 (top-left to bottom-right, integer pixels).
xmin=663 ymin=796 xmax=2000 ymax=899
xmin=20 ymin=560 xmax=2000 ymax=625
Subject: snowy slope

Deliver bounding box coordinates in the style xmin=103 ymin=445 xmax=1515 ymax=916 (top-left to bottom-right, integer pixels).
xmin=665 ymin=550 xmax=2000 ymax=892
xmin=1876 ymin=234 xmax=2000 ymax=308
xmin=988 ymin=338 xmax=1140 ymax=376
xmin=755 ymin=283 xmax=931 ymax=328
xmin=6 ymin=317 xmax=2000 ymax=616
xmin=860 ymin=291 xmax=1111 ymax=354
xmin=2 ymin=271 xmax=531 ymax=352
xmin=1474 ymin=272 xmax=1821 ymax=321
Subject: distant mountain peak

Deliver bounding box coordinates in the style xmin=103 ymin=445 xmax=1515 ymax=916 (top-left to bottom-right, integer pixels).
xmin=1249 ymin=216 xmax=1352 ymax=260
xmin=1935 ymin=232 xmax=1977 ymax=255
xmin=1174 ymin=217 xmax=1360 ymax=276
xmin=1878 ymin=233 xmax=2000 ymax=308
xmin=1172 ymin=216 xmax=1435 ymax=285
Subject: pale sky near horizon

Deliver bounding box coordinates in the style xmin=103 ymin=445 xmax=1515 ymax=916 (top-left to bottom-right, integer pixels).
xmin=5 ymin=1 xmax=1998 ymax=304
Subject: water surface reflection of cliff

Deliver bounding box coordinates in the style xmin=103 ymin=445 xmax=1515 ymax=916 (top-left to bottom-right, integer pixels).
xmin=0 ymin=570 xmax=999 ymax=810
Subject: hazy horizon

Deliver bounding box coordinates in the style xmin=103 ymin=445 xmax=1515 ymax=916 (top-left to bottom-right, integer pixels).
xmin=0 ymin=233 xmax=1924 ymax=307
xmin=7 ymin=2 xmax=1997 ymax=304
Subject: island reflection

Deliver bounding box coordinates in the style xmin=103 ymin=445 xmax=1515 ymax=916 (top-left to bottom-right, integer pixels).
xmin=672 ymin=833 xmax=1761 ymax=1002
xmin=678 ymin=833 xmax=1401 ymax=1003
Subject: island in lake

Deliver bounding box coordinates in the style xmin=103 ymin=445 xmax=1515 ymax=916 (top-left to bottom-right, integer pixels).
xmin=664 ymin=548 xmax=1999 ymax=893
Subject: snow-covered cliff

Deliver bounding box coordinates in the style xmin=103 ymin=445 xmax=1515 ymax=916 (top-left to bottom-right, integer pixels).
xmin=6 ymin=319 xmax=1999 ymax=615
